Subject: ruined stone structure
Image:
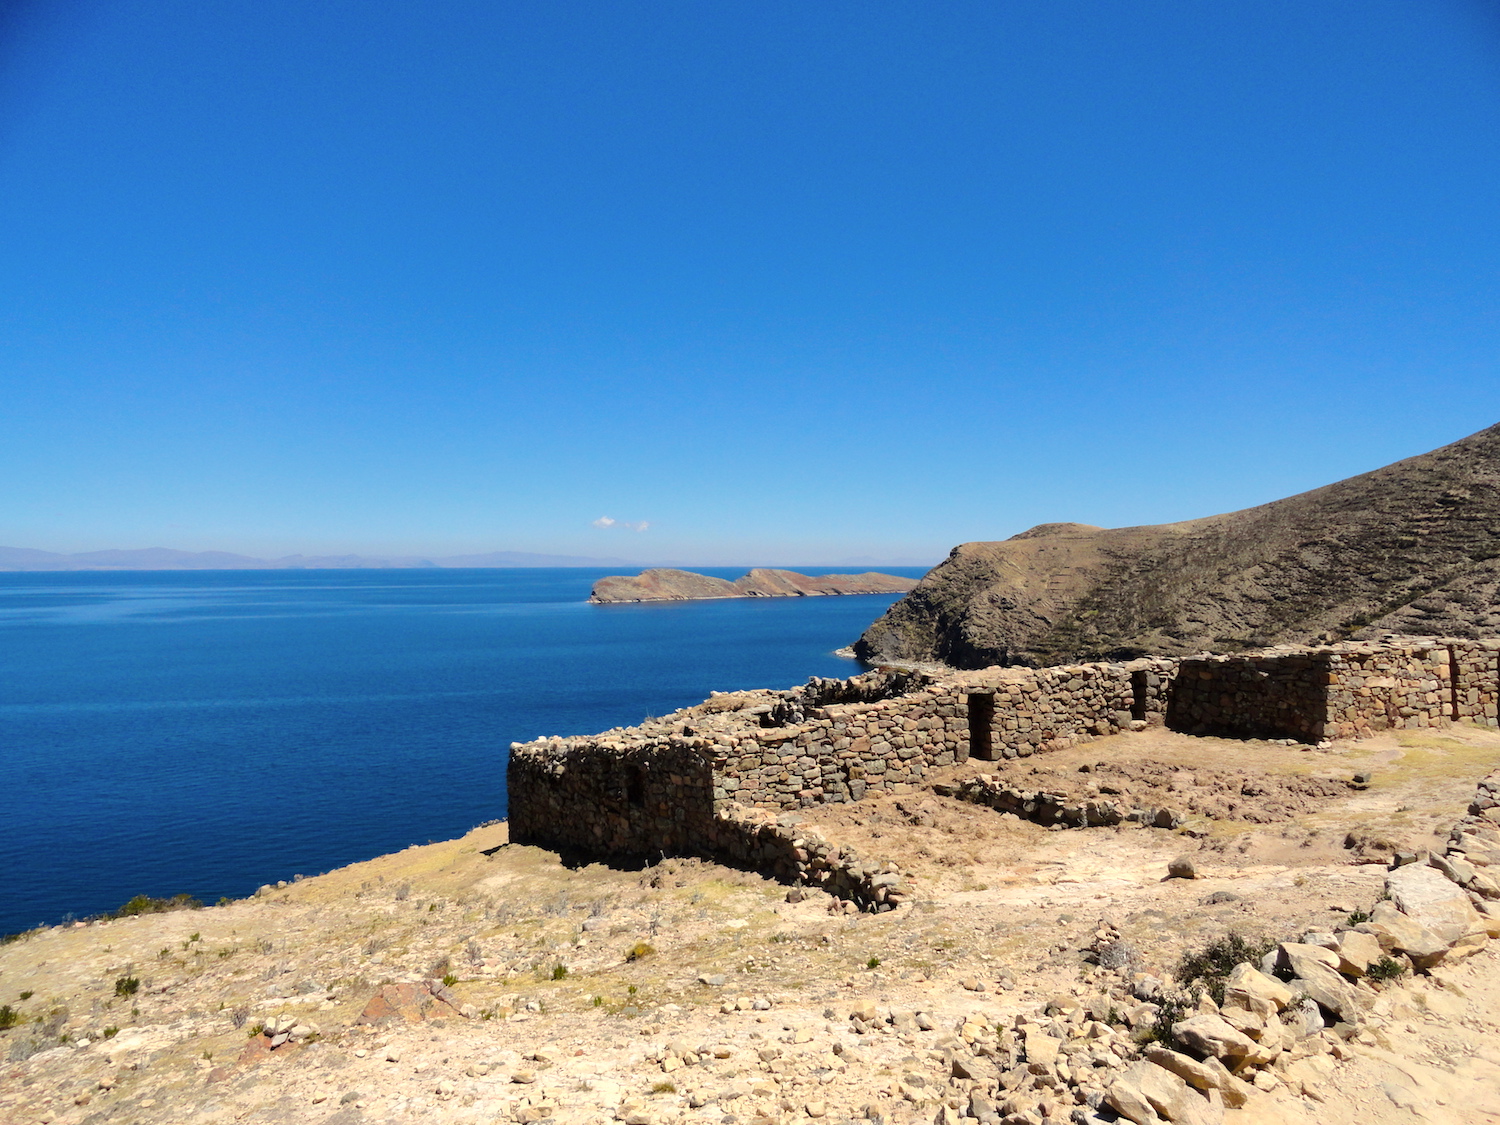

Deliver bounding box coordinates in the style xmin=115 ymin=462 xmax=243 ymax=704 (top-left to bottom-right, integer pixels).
xmin=1169 ymin=638 xmax=1500 ymax=741
xmin=506 ymin=637 xmax=1500 ymax=881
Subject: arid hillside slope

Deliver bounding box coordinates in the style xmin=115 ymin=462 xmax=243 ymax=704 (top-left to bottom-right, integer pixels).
xmin=856 ymin=422 xmax=1500 ymax=668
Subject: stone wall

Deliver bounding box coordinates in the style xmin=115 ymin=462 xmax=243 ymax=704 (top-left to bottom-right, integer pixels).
xmin=1166 ymin=651 xmax=1335 ymax=740
xmin=505 ymin=735 xmax=717 ymax=856
xmin=1168 ymin=639 xmax=1500 ymax=741
xmin=505 ymin=637 xmax=1500 ymax=887
xmin=507 ymin=659 xmax=1177 ymax=861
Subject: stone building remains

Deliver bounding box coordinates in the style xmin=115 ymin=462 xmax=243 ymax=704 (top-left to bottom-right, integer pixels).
xmin=507 ymin=637 xmax=1500 ymax=906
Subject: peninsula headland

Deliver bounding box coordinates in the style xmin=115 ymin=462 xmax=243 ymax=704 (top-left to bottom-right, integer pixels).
xmin=587 ymin=567 xmax=920 ymax=604
xmin=857 ymin=420 xmax=1500 ymax=669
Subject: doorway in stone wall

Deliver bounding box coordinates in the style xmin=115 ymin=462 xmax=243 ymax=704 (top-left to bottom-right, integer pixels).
xmin=967 ymin=693 xmax=995 ymax=760
xmin=1130 ymin=670 xmax=1149 ymax=722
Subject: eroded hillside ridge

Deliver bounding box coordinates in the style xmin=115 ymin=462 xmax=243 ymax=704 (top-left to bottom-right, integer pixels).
xmin=588 ymin=568 xmax=919 ymax=604
xmin=855 ymin=422 xmax=1500 ymax=668
xmin=508 ymin=635 xmax=1500 ymax=878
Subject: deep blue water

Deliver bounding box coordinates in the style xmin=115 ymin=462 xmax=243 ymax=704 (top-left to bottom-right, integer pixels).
xmin=0 ymin=567 xmax=922 ymax=933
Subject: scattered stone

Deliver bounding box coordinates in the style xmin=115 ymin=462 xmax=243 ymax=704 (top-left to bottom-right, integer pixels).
xmin=1167 ymin=857 xmax=1197 ymax=880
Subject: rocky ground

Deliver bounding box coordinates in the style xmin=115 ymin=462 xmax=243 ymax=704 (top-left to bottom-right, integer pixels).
xmin=3 ymin=725 xmax=1500 ymax=1125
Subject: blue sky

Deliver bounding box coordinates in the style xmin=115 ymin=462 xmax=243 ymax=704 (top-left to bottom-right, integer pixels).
xmin=3 ymin=1 xmax=1499 ymax=565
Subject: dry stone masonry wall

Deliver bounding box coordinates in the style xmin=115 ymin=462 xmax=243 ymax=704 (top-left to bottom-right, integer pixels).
xmin=506 ymin=636 xmax=1500 ymax=895
xmin=1169 ymin=638 xmax=1500 ymax=741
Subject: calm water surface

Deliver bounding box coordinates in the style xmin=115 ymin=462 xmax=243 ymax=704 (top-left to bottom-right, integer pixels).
xmin=0 ymin=568 xmax=922 ymax=932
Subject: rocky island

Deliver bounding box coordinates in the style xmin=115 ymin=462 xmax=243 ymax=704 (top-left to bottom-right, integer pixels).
xmin=588 ymin=567 xmax=919 ymax=604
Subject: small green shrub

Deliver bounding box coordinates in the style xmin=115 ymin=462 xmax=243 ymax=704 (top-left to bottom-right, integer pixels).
xmin=114 ymin=977 xmax=140 ymax=998
xmin=103 ymin=1027 xmax=119 ymax=1039
xmin=111 ymin=894 xmax=202 ymax=919
xmin=627 ymin=984 xmax=637 ymax=996
xmin=1346 ymin=910 xmax=1371 ymax=926
xmin=1176 ymin=932 xmax=1277 ymax=1005
xmin=0 ymin=1005 xmax=19 ymax=1030
xmin=866 ymin=956 xmax=881 ymax=970
xmin=651 ymin=1081 xmax=676 ymax=1095
xmin=625 ymin=942 xmax=655 ymax=962
xmin=1367 ymin=956 xmax=1407 ymax=982
xmin=1145 ymin=992 xmax=1192 ymax=1045
xmin=441 ymin=972 xmax=458 ymax=988
xmin=17 ymin=990 xmax=32 ymax=1001
xmin=592 ymin=995 xmax=603 ymax=1007
xmin=550 ymin=963 xmax=569 ymax=980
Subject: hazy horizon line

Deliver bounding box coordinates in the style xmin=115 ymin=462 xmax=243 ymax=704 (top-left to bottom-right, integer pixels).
xmin=0 ymin=542 xmax=941 ymax=573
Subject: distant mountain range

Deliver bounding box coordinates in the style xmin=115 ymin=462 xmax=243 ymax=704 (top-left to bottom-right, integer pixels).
xmin=0 ymin=546 xmax=636 ymax=571
xmin=0 ymin=546 xmax=939 ymax=573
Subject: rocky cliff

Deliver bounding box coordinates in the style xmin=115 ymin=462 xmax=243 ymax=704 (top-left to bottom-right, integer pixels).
xmin=856 ymin=421 xmax=1500 ymax=668
xmin=589 ymin=567 xmax=919 ymax=604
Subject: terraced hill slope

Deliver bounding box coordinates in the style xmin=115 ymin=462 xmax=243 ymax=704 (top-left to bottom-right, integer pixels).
xmin=856 ymin=422 xmax=1500 ymax=668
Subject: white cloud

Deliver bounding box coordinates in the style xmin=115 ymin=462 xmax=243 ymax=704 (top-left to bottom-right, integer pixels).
xmin=591 ymin=516 xmax=649 ymax=532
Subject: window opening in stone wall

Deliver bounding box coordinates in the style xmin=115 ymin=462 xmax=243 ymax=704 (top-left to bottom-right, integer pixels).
xmin=1130 ymin=670 xmax=1149 ymax=722
xmin=626 ymin=766 xmax=645 ymax=807
xmin=967 ymin=693 xmax=995 ymax=760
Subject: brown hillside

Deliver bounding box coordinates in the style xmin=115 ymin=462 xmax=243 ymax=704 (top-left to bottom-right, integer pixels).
xmin=856 ymin=421 xmax=1500 ymax=668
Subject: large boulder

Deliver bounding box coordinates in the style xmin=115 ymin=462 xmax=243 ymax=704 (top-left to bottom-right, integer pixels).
xmin=1356 ymin=902 xmax=1454 ymax=970
xmin=1223 ymin=962 xmax=1292 ymax=1011
xmin=1107 ymin=1060 xmax=1221 ymax=1125
xmin=1386 ymin=863 xmax=1485 ymax=943
xmin=1171 ymin=1014 xmax=1259 ymax=1064
xmin=1333 ymin=930 xmax=1384 ymax=977
xmin=1145 ymin=1046 xmax=1252 ymax=1107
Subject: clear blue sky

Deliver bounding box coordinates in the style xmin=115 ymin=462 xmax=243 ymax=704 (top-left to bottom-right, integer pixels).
xmin=3 ymin=1 xmax=1499 ymax=565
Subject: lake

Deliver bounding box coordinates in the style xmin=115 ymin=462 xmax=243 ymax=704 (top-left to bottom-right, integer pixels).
xmin=0 ymin=567 xmax=922 ymax=933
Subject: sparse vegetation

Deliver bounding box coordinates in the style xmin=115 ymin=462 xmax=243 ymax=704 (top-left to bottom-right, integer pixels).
xmin=1176 ymin=932 xmax=1277 ymax=1005
xmin=650 ymin=1081 xmax=676 ymax=1095
xmin=1145 ymin=991 xmax=1192 ymax=1045
xmin=625 ymin=942 xmax=655 ymax=962
xmin=441 ymin=972 xmax=458 ymax=987
xmin=550 ymin=963 xmax=569 ymax=980
xmin=866 ymin=956 xmax=881 ymax=969
xmin=110 ymin=893 xmax=202 ymax=919
xmin=1367 ymin=956 xmax=1407 ymax=982
xmin=0 ymin=1005 xmax=19 ymax=1031
xmin=114 ymin=976 xmax=140 ymax=998
xmin=1347 ymin=910 xmax=1371 ymax=926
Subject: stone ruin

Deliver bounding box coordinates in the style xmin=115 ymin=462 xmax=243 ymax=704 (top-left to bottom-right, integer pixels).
xmin=506 ymin=636 xmax=1500 ymax=899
